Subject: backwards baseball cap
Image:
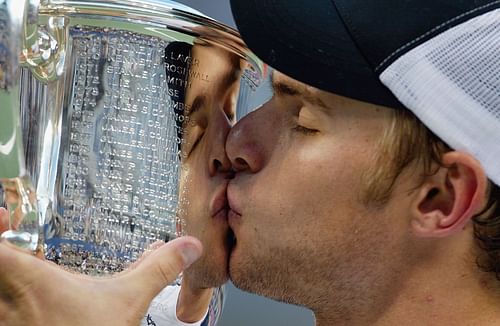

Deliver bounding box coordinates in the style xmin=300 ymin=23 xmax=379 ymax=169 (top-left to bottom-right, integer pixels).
xmin=229 ymin=0 xmax=500 ymax=186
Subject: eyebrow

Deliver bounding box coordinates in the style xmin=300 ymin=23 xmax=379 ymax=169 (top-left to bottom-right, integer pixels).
xmin=187 ymin=68 xmax=240 ymax=118
xmin=187 ymin=94 xmax=207 ymax=117
xmin=221 ymin=69 xmax=240 ymax=92
xmin=272 ymin=79 xmax=330 ymax=111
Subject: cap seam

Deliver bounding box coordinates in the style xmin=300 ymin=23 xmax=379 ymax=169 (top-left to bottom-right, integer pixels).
xmin=375 ymin=0 xmax=500 ymax=72
xmin=329 ymin=0 xmax=376 ymax=70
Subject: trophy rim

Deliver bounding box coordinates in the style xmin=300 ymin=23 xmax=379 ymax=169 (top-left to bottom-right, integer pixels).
xmin=39 ymin=0 xmax=264 ymax=73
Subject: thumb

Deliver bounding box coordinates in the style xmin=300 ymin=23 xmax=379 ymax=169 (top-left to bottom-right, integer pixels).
xmin=116 ymin=236 xmax=202 ymax=299
xmin=0 ymin=207 xmax=9 ymax=233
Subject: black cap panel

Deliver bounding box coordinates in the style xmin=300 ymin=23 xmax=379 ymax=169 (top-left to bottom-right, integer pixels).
xmin=230 ymin=0 xmax=405 ymax=109
xmin=334 ymin=0 xmax=500 ymax=71
xmin=230 ymin=0 xmax=500 ymax=187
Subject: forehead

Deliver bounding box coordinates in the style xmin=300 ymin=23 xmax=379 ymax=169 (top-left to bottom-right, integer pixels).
xmin=272 ymin=71 xmax=344 ymax=111
xmin=272 ymin=71 xmax=326 ymax=98
xmin=272 ymin=70 xmax=391 ymax=114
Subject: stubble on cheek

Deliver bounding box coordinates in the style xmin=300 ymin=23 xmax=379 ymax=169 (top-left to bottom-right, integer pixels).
xmin=230 ymin=234 xmax=332 ymax=307
xmin=229 ymin=201 xmax=405 ymax=317
xmin=185 ymin=246 xmax=229 ymax=288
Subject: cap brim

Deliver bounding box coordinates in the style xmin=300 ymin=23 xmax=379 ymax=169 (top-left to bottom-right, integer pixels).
xmin=230 ymin=0 xmax=404 ymax=109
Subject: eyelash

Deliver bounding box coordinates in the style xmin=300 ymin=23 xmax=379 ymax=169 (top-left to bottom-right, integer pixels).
xmin=189 ymin=132 xmax=204 ymax=154
xmin=292 ymin=125 xmax=319 ymax=135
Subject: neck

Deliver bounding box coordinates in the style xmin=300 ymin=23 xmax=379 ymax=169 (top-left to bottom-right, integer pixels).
xmin=314 ymin=231 xmax=500 ymax=326
xmin=368 ymin=271 xmax=500 ymax=326
xmin=177 ymin=277 xmax=213 ymax=323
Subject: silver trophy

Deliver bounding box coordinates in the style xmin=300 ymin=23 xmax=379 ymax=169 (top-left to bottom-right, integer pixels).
xmin=0 ymin=0 xmax=263 ymax=273
xmin=1 ymin=1 xmax=264 ymax=324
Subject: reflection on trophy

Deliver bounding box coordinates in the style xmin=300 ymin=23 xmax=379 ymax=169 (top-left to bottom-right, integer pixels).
xmin=0 ymin=0 xmax=263 ymax=277
xmin=1 ymin=1 xmax=264 ymax=324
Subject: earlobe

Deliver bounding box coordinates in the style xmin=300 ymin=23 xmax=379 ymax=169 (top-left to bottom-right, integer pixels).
xmin=411 ymin=151 xmax=488 ymax=238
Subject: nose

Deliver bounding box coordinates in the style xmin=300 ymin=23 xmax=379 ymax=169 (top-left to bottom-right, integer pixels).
xmin=226 ymin=109 xmax=267 ymax=173
xmin=208 ymin=111 xmax=233 ymax=177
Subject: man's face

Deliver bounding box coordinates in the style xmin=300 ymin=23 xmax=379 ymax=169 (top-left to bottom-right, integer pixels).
xmin=177 ymin=44 xmax=240 ymax=288
xmin=225 ymin=71 xmax=416 ymax=311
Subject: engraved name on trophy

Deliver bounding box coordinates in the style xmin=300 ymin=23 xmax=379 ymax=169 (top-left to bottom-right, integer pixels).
xmin=0 ymin=0 xmax=263 ymax=275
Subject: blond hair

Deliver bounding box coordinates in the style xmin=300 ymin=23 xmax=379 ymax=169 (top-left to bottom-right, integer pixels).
xmin=362 ymin=108 xmax=500 ymax=279
xmin=361 ymin=109 xmax=447 ymax=206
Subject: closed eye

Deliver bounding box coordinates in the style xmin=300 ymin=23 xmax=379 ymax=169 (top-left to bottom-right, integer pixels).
xmin=292 ymin=125 xmax=319 ymax=135
xmin=190 ymin=132 xmax=204 ymax=153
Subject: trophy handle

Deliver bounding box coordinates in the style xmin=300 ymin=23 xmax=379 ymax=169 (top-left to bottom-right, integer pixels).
xmin=0 ymin=0 xmax=44 ymax=251
xmin=0 ymin=0 xmax=33 ymax=179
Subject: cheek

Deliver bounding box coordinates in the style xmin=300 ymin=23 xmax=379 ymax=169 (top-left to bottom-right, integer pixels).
xmin=281 ymin=144 xmax=361 ymax=202
xmin=181 ymin=148 xmax=210 ymax=197
xmin=247 ymin=142 xmax=367 ymax=238
xmin=178 ymin=164 xmax=210 ymax=233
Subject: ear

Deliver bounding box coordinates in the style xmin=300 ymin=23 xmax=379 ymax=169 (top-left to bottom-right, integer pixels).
xmin=410 ymin=151 xmax=488 ymax=238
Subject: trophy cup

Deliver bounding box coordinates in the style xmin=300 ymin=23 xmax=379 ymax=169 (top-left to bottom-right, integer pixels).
xmin=0 ymin=0 xmax=264 ymax=323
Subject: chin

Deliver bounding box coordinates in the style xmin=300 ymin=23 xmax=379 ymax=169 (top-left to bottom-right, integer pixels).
xmin=228 ymin=242 xmax=293 ymax=303
xmin=186 ymin=247 xmax=229 ymax=288
xmin=227 ymin=247 xmax=248 ymax=289
xmin=228 ymin=263 xmax=259 ymax=296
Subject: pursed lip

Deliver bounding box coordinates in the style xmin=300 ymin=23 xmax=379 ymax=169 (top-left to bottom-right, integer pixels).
xmin=226 ymin=184 xmax=242 ymax=225
xmin=227 ymin=209 xmax=241 ymax=227
xmin=210 ymin=181 xmax=230 ymax=218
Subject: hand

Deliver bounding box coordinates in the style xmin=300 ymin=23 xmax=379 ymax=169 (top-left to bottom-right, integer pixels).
xmin=131 ymin=241 xmax=214 ymax=323
xmin=0 ymin=207 xmax=8 ymax=233
xmin=0 ymin=235 xmax=203 ymax=326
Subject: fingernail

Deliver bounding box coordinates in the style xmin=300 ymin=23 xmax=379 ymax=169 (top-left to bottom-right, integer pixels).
xmin=179 ymin=242 xmax=202 ymax=268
